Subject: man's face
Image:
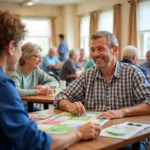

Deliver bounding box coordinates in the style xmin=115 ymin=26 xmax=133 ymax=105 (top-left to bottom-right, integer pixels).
xmin=146 ymin=51 xmax=150 ymax=64
xmin=49 ymin=50 xmax=55 ymax=57
xmin=91 ymin=37 xmax=116 ymax=70
xmin=72 ymin=53 xmax=80 ymax=62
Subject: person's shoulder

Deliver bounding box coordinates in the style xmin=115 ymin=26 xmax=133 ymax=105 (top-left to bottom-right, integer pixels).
xmin=7 ymin=67 xmax=22 ymax=78
xmin=140 ymin=61 xmax=147 ymax=67
xmin=64 ymin=59 xmax=71 ymax=65
xmin=83 ymin=66 xmax=97 ymax=75
xmin=119 ymin=62 xmax=144 ymax=77
xmin=43 ymin=55 xmax=49 ymax=61
xmin=119 ymin=62 xmax=138 ymax=70
xmin=36 ymin=68 xmax=49 ymax=76
xmin=0 ymin=74 xmax=15 ymax=87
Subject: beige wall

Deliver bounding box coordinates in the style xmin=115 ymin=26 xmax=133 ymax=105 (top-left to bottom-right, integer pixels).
xmin=61 ymin=5 xmax=76 ymax=50
xmin=76 ymin=0 xmax=130 ymax=58
xmin=0 ymin=2 xmax=62 ymax=46
xmin=0 ymin=0 xmax=132 ymax=58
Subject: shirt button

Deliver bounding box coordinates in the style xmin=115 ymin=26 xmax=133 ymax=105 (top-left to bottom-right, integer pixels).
xmin=106 ymin=106 xmax=109 ymax=110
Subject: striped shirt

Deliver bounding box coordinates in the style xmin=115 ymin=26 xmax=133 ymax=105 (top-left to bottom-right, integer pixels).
xmin=54 ymin=61 xmax=150 ymax=111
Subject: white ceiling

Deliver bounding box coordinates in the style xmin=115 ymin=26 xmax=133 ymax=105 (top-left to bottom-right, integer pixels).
xmin=0 ymin=0 xmax=85 ymax=5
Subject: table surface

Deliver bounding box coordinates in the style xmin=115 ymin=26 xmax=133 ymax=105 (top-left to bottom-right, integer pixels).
xmin=31 ymin=107 xmax=150 ymax=150
xmin=21 ymin=95 xmax=55 ymax=104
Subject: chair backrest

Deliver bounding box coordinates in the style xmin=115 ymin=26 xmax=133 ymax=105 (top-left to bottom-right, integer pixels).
xmin=48 ymin=72 xmax=60 ymax=83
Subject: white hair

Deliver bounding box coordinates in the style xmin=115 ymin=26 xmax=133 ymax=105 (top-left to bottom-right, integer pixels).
xmin=49 ymin=47 xmax=57 ymax=52
xmin=122 ymin=45 xmax=138 ymax=59
xmin=19 ymin=42 xmax=42 ymax=66
xmin=69 ymin=48 xmax=80 ymax=58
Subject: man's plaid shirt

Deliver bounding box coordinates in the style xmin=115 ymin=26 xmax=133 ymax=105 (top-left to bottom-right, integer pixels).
xmin=54 ymin=61 xmax=150 ymax=111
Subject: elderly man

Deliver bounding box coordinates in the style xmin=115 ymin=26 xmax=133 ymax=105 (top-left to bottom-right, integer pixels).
xmin=54 ymin=31 xmax=150 ymax=119
xmin=140 ymin=50 xmax=150 ymax=79
xmin=59 ymin=49 xmax=83 ymax=85
xmin=54 ymin=31 xmax=150 ymax=149
xmin=121 ymin=45 xmax=149 ymax=82
xmin=41 ymin=47 xmax=63 ymax=75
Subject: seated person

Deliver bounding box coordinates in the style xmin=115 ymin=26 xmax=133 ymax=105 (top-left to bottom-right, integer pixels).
xmin=84 ymin=59 xmax=96 ymax=70
xmin=140 ymin=50 xmax=150 ymax=79
xmin=40 ymin=47 xmax=63 ymax=75
xmin=77 ymin=49 xmax=87 ymax=68
xmin=121 ymin=45 xmax=149 ymax=82
xmin=54 ymin=31 xmax=150 ymax=149
xmin=9 ymin=42 xmax=59 ymax=111
xmin=59 ymin=49 xmax=83 ymax=85
xmin=84 ymin=51 xmax=96 ymax=70
xmin=0 ymin=10 xmax=101 ymax=150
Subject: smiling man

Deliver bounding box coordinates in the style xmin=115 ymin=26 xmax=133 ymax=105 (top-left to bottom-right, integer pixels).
xmin=54 ymin=31 xmax=150 ymax=120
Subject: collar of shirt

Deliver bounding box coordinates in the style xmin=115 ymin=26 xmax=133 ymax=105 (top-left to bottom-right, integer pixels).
xmin=95 ymin=61 xmax=120 ymax=79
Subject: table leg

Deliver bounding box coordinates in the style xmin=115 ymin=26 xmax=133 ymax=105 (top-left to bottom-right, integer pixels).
xmin=28 ymin=102 xmax=33 ymax=112
xmin=132 ymin=142 xmax=140 ymax=150
xmin=44 ymin=104 xmax=49 ymax=110
xmin=148 ymin=139 xmax=150 ymax=150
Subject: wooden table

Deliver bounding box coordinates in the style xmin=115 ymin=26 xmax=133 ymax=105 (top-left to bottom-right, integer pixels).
xmin=21 ymin=95 xmax=55 ymax=112
xmin=32 ymin=108 xmax=150 ymax=150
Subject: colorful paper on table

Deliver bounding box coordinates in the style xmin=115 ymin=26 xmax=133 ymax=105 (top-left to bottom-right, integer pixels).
xmin=100 ymin=122 xmax=150 ymax=139
xmin=38 ymin=112 xmax=108 ymax=134
xmin=29 ymin=113 xmax=52 ymax=120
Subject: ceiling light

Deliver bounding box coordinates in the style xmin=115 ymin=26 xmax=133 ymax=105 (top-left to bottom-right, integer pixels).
xmin=27 ymin=2 xmax=33 ymax=6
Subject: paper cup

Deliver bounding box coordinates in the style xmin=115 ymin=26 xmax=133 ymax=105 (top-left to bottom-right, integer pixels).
xmin=60 ymin=80 xmax=66 ymax=89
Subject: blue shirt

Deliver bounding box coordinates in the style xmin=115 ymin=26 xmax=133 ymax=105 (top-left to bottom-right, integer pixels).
xmin=140 ymin=62 xmax=150 ymax=74
xmin=0 ymin=67 xmax=52 ymax=150
xmin=58 ymin=40 xmax=69 ymax=61
xmin=40 ymin=55 xmax=60 ymax=73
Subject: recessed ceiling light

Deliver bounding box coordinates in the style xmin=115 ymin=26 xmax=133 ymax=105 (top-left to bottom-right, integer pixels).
xmin=27 ymin=2 xmax=33 ymax=6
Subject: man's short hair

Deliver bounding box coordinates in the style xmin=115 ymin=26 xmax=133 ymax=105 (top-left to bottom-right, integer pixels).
xmin=69 ymin=49 xmax=80 ymax=58
xmin=0 ymin=10 xmax=26 ymax=55
xmin=122 ymin=45 xmax=138 ymax=59
xmin=91 ymin=31 xmax=118 ymax=48
xmin=58 ymin=34 xmax=65 ymax=40
xmin=49 ymin=47 xmax=57 ymax=52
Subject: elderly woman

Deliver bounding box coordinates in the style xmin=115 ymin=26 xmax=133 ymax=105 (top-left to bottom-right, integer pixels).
xmin=8 ymin=42 xmax=59 ymax=111
xmin=9 ymin=42 xmax=59 ymax=97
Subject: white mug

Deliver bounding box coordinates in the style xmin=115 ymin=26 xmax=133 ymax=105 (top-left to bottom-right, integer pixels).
xmin=60 ymin=80 xmax=66 ymax=89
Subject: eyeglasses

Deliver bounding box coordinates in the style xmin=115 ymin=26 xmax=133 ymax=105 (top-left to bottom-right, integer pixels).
xmin=32 ymin=55 xmax=43 ymax=59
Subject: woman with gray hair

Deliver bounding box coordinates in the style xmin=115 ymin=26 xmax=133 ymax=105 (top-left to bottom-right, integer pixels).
xmin=9 ymin=42 xmax=59 ymax=111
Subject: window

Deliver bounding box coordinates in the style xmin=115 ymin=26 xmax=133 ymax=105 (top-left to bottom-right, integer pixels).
xmin=22 ymin=17 xmax=51 ymax=56
xmin=138 ymin=1 xmax=150 ymax=59
xmin=80 ymin=15 xmax=90 ymax=57
xmin=98 ymin=10 xmax=113 ymax=33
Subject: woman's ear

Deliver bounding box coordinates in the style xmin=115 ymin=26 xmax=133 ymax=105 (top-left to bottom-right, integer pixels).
xmin=24 ymin=57 xmax=29 ymax=63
